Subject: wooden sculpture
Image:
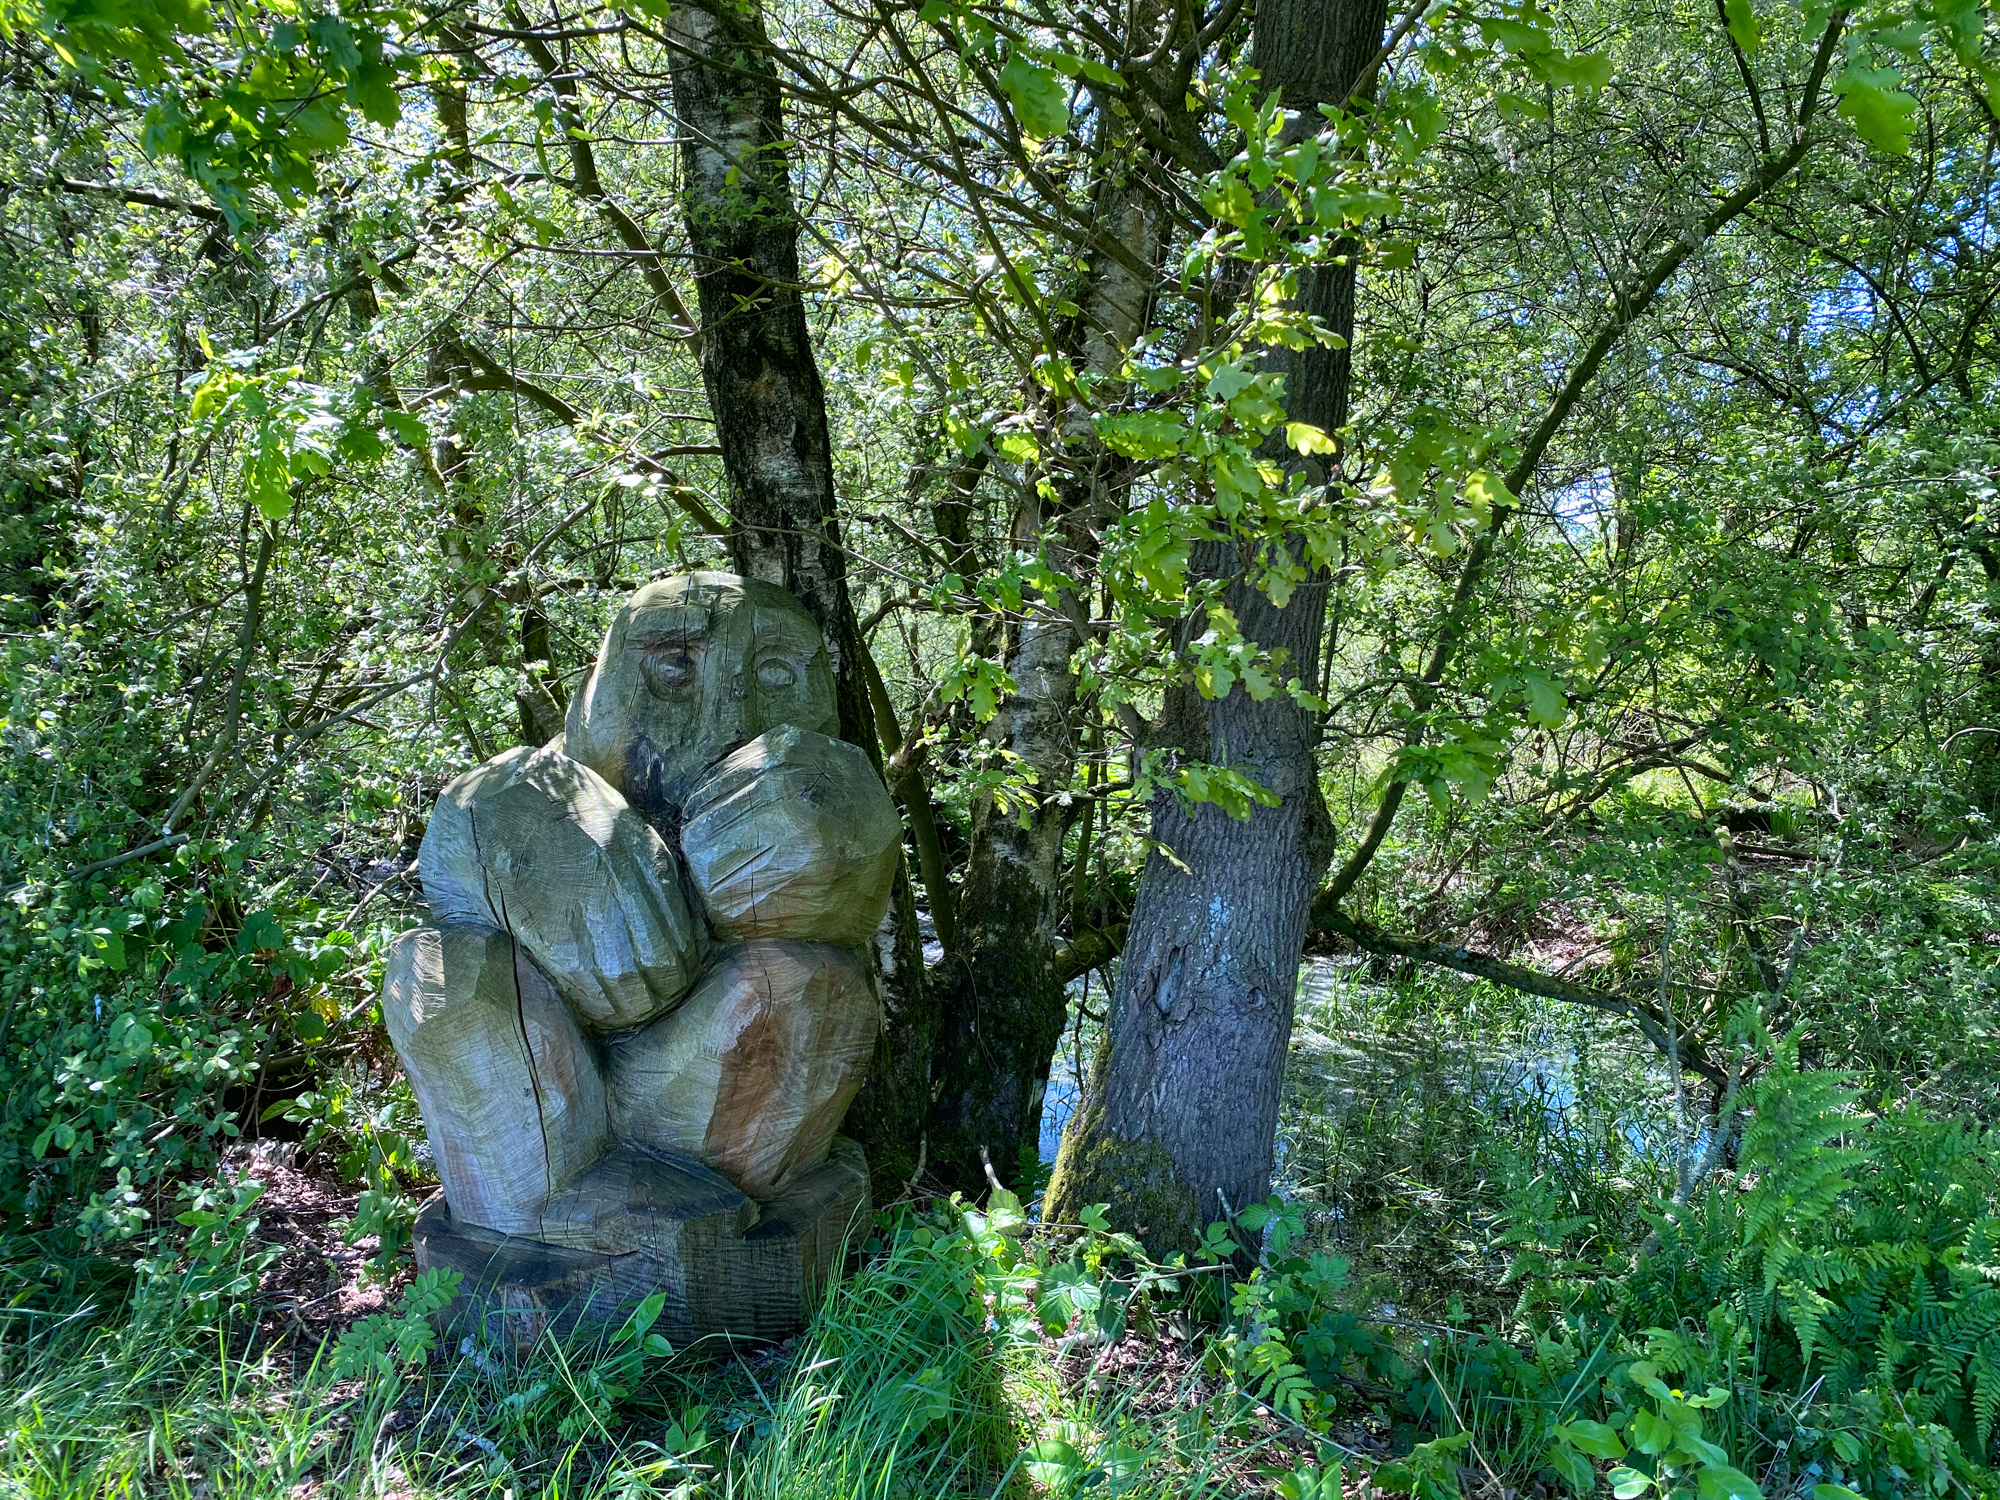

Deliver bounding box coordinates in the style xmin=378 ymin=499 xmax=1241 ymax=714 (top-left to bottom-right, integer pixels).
xmin=381 ymin=573 xmax=899 ymax=1346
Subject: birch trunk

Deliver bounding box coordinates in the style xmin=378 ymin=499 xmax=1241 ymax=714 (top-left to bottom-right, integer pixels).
xmin=925 ymin=150 xmax=1167 ymax=1192
xmin=666 ymin=0 xmax=932 ymax=1192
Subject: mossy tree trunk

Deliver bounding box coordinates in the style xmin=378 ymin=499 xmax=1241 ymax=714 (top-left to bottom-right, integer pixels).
xmin=924 ymin=140 xmax=1168 ymax=1194
xmin=1044 ymin=0 xmax=1387 ymax=1253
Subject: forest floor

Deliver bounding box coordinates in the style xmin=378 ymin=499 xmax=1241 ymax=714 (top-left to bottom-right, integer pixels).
xmin=207 ymin=1138 xmax=1394 ymax=1499
xmin=0 ymin=969 xmax=1646 ymax=1499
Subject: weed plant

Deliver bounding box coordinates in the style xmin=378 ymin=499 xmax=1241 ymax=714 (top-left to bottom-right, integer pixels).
xmin=1279 ymin=963 xmax=1675 ymax=1319
xmin=4 ymin=965 xmax=1998 ymax=1500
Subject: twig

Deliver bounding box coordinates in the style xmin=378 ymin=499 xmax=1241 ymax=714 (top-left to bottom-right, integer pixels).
xmin=345 ymin=861 xmax=418 ymax=929
xmin=162 ymin=519 xmax=277 ymax=834
xmin=0 ymin=833 xmax=192 ymax=901
xmin=978 ymin=1144 xmax=1007 ymax=1201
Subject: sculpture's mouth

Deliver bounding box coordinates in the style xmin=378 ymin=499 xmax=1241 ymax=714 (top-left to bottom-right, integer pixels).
xmin=623 ymin=732 xmax=756 ymax=844
xmin=623 ymin=735 xmax=685 ymax=842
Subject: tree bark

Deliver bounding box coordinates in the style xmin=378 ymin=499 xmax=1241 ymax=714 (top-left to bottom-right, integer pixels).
xmin=666 ymin=0 xmax=932 ymax=1193
xmin=1043 ymin=0 xmax=1386 ymax=1252
xmin=1045 ymin=557 xmax=1337 ymax=1249
xmin=924 ymin=139 xmax=1168 ymax=1193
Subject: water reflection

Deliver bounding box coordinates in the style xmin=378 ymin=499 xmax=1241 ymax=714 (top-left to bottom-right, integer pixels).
xmin=1036 ymin=956 xmax=1681 ymax=1294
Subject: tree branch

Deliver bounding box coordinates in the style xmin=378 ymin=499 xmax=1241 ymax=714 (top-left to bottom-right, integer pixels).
xmin=430 ymin=332 xmax=728 ymax=533
xmin=863 ymin=644 xmax=959 ymax=950
xmin=15 ymin=174 xmax=224 ymax=224
xmin=1309 ymin=905 xmax=1728 ymax=1087
xmin=508 ymin=11 xmax=703 ymax=346
xmin=162 ymin=519 xmax=277 ymax=834
xmin=1320 ymin=95 xmax=1828 ymax=910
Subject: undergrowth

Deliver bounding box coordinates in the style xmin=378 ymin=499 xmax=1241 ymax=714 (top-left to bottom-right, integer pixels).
xmin=4 ymin=950 xmax=1998 ymax=1500
xmin=5 ymin=1044 xmax=1996 ymax=1500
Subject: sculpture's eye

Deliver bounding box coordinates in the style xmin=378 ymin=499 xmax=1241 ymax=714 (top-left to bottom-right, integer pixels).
xmin=641 ymin=645 xmax=699 ymax=697
xmin=756 ymin=656 xmax=799 ymax=692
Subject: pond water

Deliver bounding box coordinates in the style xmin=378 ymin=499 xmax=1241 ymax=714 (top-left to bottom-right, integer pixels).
xmin=1034 ymin=955 xmax=1684 ymax=1272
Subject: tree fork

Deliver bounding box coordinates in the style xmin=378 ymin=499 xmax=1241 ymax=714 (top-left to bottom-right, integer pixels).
xmin=922 ymin=107 xmax=1172 ymax=1196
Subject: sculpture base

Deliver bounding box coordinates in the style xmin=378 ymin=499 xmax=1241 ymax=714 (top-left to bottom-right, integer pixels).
xmin=415 ymin=1138 xmax=869 ymax=1351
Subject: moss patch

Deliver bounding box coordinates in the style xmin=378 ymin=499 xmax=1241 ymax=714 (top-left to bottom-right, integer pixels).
xmin=1044 ymin=1092 xmax=1203 ymax=1258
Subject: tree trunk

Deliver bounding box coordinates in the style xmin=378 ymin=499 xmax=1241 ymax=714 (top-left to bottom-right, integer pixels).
xmin=1042 ymin=553 xmax=1337 ymax=1250
xmin=1044 ymin=0 xmax=1386 ymax=1252
xmin=1963 ymin=539 xmax=2000 ymax=814
xmin=925 ymin=145 xmax=1167 ymax=1193
xmin=667 ymin=0 xmax=932 ymax=1193
xmin=667 ymin=0 xmax=856 ymax=716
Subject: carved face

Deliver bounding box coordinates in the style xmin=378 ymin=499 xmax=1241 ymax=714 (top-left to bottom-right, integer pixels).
xmin=564 ymin=573 xmax=839 ymax=831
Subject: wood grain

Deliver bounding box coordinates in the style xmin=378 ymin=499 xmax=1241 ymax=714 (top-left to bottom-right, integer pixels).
xmin=397 ymin=577 xmax=890 ymax=1317
xmin=419 ymin=743 xmax=703 ymax=1030
xmin=604 ymin=940 xmax=881 ymax=1198
xmin=564 ymin=573 xmax=841 ymax=824
xmin=680 ymin=725 xmax=900 ymax=947
xmin=381 ymin=925 xmax=610 ymax=1236
xmin=415 ymin=1139 xmax=869 ymax=1350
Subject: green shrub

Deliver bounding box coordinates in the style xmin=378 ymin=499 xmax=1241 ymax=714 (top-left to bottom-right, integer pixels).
xmin=0 ymin=845 xmax=364 ymax=1267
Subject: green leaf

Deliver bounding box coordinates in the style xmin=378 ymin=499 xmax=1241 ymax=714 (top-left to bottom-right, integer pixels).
xmin=1626 ymin=1361 xmax=1674 ymax=1402
xmin=1523 ymin=669 xmax=1567 ymax=729
xmin=1610 ymin=1466 xmax=1654 ymax=1499
xmin=286 ymin=97 xmax=350 ymax=156
xmin=89 ymin=928 xmax=127 ymax=971
xmin=1832 ymin=61 xmax=1918 ymax=154
xmin=1374 ymin=1460 xmax=1418 ymax=1494
xmin=1286 ymin=422 xmax=1339 ymax=455
xmin=382 ymin=409 xmax=429 ymax=448
xmin=1722 ymin=0 xmax=1762 ymax=50
xmin=1100 ymin=1440 xmax=1145 ymax=1483
xmin=1037 ymin=1260 xmax=1101 ymax=1332
xmin=1462 ymin=469 xmax=1515 ymax=518
xmin=1538 ymin=48 xmax=1613 ymax=90
xmin=350 ymin=65 xmax=401 ymax=128
xmin=1680 ymin=1433 xmax=1733 ymax=1468
xmin=1546 ymin=1442 xmax=1597 ymax=1492
xmin=1558 ymin=1420 xmax=1628 ymax=1460
xmin=997 ymin=53 xmax=1069 ymax=138
xmin=985 ymin=1183 xmax=1026 ymax=1236
xmin=236 ymin=910 xmax=285 ymax=954
xmin=1024 ymin=1438 xmax=1084 ymax=1488
xmin=940 ymin=651 xmax=1015 ymax=720
xmin=1205 ymin=363 xmax=1257 ymax=399
xmin=1696 ymin=1465 xmax=1762 ymax=1500
xmin=1097 ymin=412 xmax=1188 ymax=459
xmin=1631 ymin=1407 xmax=1675 ymax=1456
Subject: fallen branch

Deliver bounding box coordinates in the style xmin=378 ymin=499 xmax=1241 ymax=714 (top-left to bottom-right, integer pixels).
xmin=1308 ymin=903 xmax=1727 ymax=1088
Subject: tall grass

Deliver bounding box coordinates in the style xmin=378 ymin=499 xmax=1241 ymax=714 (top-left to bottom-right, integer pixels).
xmin=735 ymin=1227 xmax=1013 ymax=1500
xmin=1279 ymin=963 xmax=1674 ymax=1314
xmin=14 ymin=967 xmax=1922 ymax=1500
xmin=0 ymin=1207 xmax=1268 ymax=1499
xmin=0 ymin=1299 xmax=334 ymax=1498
